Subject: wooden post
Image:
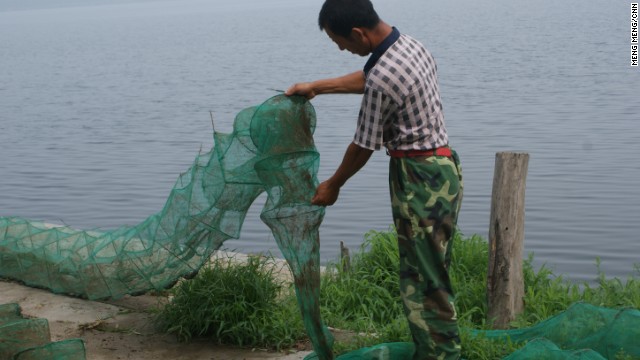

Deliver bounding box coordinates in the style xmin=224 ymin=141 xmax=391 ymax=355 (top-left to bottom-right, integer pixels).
xmin=487 ymin=152 xmax=529 ymax=329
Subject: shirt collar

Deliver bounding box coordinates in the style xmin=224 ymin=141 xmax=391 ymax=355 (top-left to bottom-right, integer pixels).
xmin=363 ymin=27 xmax=400 ymax=76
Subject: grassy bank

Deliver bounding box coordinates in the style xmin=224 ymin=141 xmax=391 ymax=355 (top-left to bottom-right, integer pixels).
xmin=156 ymin=229 xmax=640 ymax=359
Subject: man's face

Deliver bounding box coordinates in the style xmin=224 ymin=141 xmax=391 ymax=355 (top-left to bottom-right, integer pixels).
xmin=325 ymin=28 xmax=371 ymax=57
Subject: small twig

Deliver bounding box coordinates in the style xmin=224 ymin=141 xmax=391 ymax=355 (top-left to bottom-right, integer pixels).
xmin=209 ymin=111 xmax=215 ymax=132
xmin=78 ymin=318 xmax=106 ymax=331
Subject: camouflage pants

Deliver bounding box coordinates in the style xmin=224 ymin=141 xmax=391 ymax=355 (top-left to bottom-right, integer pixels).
xmin=388 ymin=149 xmax=463 ymax=360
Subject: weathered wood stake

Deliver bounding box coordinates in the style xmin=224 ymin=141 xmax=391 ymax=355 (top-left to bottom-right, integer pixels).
xmin=487 ymin=152 xmax=529 ymax=329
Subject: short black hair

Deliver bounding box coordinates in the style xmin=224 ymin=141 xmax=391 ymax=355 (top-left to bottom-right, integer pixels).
xmin=318 ymin=0 xmax=380 ymax=38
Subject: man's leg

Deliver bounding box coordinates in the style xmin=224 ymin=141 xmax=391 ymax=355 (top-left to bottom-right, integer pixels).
xmin=389 ymin=154 xmax=463 ymax=360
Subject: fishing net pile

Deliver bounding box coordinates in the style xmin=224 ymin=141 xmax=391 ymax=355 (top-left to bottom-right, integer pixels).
xmin=0 ymin=95 xmax=332 ymax=359
xmin=307 ymin=302 xmax=639 ymax=359
xmin=0 ymin=303 xmax=85 ymax=360
xmin=475 ymin=302 xmax=640 ymax=359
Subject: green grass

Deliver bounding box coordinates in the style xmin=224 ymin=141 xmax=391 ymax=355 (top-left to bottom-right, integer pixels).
xmin=155 ymin=254 xmax=306 ymax=350
xmin=156 ymin=229 xmax=640 ymax=359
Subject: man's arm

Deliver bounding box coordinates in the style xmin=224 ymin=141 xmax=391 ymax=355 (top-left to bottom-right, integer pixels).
xmin=312 ymin=142 xmax=374 ymax=206
xmin=285 ymin=71 xmax=365 ymax=100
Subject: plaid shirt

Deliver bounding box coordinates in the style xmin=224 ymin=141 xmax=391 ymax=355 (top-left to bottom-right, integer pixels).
xmin=354 ymin=30 xmax=448 ymax=151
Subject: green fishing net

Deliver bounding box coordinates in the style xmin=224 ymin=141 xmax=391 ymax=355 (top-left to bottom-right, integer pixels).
xmin=303 ymin=302 xmax=640 ymax=360
xmin=0 ymin=95 xmax=332 ymax=359
xmin=0 ymin=303 xmax=86 ymax=360
xmin=476 ymin=302 xmax=640 ymax=360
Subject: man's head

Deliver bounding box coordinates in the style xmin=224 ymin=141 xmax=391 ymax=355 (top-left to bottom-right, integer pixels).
xmin=318 ymin=0 xmax=381 ymax=56
xmin=318 ymin=0 xmax=380 ymax=37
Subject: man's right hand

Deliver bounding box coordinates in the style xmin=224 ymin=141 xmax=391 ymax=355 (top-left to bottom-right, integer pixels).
xmin=285 ymin=82 xmax=317 ymax=99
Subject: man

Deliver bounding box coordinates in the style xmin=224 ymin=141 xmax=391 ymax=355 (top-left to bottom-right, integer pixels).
xmin=285 ymin=0 xmax=463 ymax=359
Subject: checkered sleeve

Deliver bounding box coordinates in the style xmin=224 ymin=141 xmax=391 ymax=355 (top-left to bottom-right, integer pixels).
xmin=353 ymin=86 xmax=396 ymax=151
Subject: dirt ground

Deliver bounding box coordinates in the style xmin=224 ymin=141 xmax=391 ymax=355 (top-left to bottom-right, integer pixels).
xmin=0 ymin=274 xmax=314 ymax=360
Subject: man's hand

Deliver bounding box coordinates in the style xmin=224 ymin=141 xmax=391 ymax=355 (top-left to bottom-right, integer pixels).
xmin=285 ymin=82 xmax=317 ymax=99
xmin=311 ymin=180 xmax=340 ymax=206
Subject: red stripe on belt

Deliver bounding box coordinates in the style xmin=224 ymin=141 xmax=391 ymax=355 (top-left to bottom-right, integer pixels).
xmin=387 ymin=147 xmax=452 ymax=158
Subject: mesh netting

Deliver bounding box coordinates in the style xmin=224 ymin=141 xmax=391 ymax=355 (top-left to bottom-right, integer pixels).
xmin=0 ymin=304 xmax=51 ymax=359
xmin=0 ymin=95 xmax=332 ymax=358
xmin=476 ymin=302 xmax=640 ymax=359
xmin=13 ymin=339 xmax=86 ymax=360
xmin=302 ymin=302 xmax=640 ymax=359
xmin=0 ymin=303 xmax=86 ymax=360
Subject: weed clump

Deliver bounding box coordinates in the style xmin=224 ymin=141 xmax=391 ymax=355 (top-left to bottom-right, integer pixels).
xmin=156 ymin=254 xmax=305 ymax=350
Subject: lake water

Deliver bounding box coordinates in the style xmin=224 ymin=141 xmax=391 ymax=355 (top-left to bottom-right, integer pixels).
xmin=1 ymin=0 xmax=638 ymax=283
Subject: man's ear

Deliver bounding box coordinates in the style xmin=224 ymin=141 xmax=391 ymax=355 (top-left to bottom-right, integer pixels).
xmin=350 ymin=27 xmax=367 ymax=43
